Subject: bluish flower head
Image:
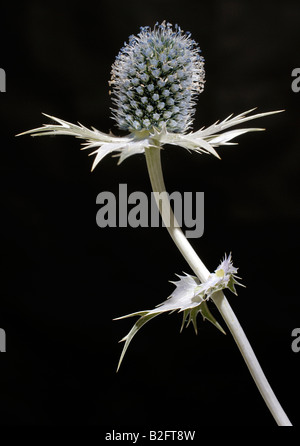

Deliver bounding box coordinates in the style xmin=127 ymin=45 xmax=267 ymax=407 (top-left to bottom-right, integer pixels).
xmin=110 ymin=21 xmax=205 ymax=133
xmin=19 ymin=21 xmax=282 ymax=169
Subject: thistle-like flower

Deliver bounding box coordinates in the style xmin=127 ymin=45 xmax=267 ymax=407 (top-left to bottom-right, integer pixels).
xmin=110 ymin=21 xmax=205 ymax=133
xmin=17 ymin=21 xmax=281 ymax=169
xmin=16 ymin=22 xmax=293 ymax=425
xmin=115 ymin=254 xmax=243 ymax=370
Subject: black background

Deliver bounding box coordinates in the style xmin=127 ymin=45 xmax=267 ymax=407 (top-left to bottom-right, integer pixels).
xmin=0 ymin=0 xmax=299 ymax=427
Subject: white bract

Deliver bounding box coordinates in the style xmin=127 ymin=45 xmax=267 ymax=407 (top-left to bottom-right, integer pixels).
xmin=17 ymin=109 xmax=281 ymax=170
xmin=115 ymin=254 xmax=243 ymax=370
xmin=17 ymin=22 xmax=281 ymax=170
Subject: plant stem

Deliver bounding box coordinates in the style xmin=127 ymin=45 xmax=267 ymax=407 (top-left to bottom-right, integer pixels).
xmin=144 ymin=145 xmax=292 ymax=426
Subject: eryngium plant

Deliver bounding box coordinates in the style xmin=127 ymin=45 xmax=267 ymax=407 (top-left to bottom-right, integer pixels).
xmin=18 ymin=21 xmax=292 ymax=426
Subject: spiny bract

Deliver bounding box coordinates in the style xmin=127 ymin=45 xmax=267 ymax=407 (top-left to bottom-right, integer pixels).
xmin=110 ymin=21 xmax=205 ymax=133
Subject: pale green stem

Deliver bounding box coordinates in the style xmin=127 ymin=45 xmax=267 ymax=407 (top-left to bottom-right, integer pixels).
xmin=144 ymin=145 xmax=292 ymax=427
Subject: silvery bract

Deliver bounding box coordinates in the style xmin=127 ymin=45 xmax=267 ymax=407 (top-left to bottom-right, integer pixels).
xmin=115 ymin=254 xmax=243 ymax=370
xmin=17 ymin=22 xmax=281 ymax=170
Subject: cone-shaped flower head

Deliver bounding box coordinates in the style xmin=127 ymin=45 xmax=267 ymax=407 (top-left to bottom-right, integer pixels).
xmin=110 ymin=21 xmax=205 ymax=133
xmin=17 ymin=21 xmax=282 ymax=170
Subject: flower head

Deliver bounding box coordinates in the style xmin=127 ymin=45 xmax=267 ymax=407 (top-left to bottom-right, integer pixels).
xmin=110 ymin=21 xmax=205 ymax=133
xmin=115 ymin=254 xmax=243 ymax=370
xmin=17 ymin=22 xmax=282 ymax=170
